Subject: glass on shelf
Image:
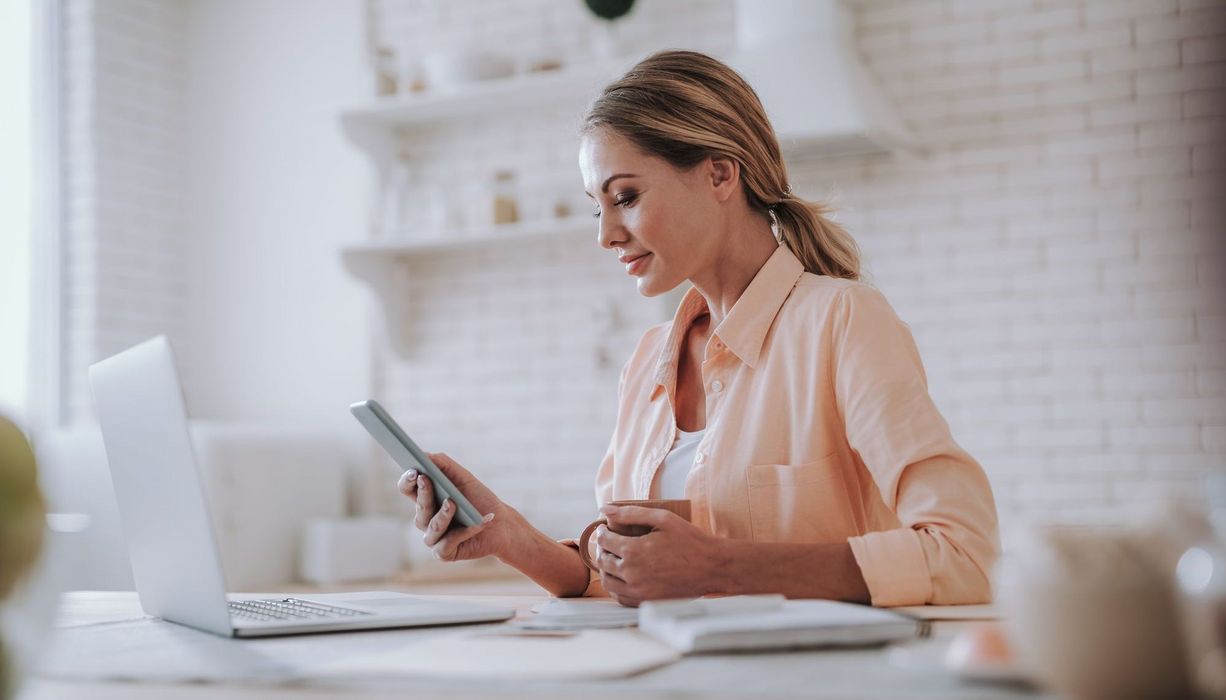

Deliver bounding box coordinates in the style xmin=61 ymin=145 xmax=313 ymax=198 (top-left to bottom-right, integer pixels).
xmin=451 ymin=180 xmax=483 ymax=234
xmin=419 ymin=181 xmax=449 ymax=238
xmin=372 ymin=46 xmax=396 ymax=97
xmin=377 ymin=155 xmax=412 ymax=237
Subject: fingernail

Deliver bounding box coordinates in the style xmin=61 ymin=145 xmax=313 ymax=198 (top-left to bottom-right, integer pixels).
xmin=417 ymin=476 xmax=425 ymax=487
xmin=483 ymin=513 xmax=495 ymax=523
xmin=406 ymin=469 xmax=417 ymax=480
xmin=443 ymin=499 xmax=453 ymax=512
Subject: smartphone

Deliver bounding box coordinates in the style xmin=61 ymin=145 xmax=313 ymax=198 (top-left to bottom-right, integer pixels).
xmin=349 ymin=399 xmax=483 ymax=529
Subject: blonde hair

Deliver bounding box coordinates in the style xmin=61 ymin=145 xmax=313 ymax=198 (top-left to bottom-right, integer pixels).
xmin=583 ymin=49 xmax=860 ymax=280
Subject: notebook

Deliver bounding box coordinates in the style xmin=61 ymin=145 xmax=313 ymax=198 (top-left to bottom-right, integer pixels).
xmin=638 ymin=595 xmax=923 ymax=653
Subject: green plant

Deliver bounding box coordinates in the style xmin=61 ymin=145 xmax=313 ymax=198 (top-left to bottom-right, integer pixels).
xmin=584 ymin=0 xmax=635 ymax=21
xmin=0 ymin=416 xmax=46 ymax=699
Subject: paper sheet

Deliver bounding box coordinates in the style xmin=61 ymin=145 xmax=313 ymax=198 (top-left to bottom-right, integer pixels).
xmin=520 ymin=598 xmax=640 ymax=629
xmin=38 ymin=617 xmax=296 ymax=683
xmin=37 ymin=598 xmax=674 ymax=684
xmin=316 ymin=628 xmax=679 ymax=680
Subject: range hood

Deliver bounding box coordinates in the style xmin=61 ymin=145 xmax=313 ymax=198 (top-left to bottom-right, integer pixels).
xmin=729 ymin=0 xmax=911 ymax=159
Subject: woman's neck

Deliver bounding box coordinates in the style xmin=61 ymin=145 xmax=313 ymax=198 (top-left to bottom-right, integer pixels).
xmin=688 ymin=212 xmax=778 ymax=330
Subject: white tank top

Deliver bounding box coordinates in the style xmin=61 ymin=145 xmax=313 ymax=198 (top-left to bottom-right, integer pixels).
xmin=651 ymin=428 xmax=706 ymax=499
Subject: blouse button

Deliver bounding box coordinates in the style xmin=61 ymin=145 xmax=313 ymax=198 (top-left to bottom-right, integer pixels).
xmin=710 ymin=379 xmax=724 ymax=392
xmin=695 ymin=452 xmax=707 ymax=465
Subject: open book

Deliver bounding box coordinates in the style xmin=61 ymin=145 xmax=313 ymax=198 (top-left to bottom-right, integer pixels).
xmin=638 ymin=595 xmax=923 ymax=653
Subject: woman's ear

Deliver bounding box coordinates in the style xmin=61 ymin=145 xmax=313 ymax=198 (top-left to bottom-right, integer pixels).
xmin=707 ymin=156 xmax=740 ymax=202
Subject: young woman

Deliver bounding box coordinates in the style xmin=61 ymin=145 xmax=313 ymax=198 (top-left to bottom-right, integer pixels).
xmin=398 ymin=50 xmax=999 ymax=608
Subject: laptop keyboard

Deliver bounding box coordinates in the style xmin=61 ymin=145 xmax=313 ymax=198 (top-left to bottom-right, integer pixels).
xmin=228 ymin=597 xmax=374 ymax=623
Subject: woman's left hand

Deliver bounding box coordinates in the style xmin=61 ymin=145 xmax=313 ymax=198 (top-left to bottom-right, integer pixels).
xmin=594 ymin=504 xmax=728 ymax=607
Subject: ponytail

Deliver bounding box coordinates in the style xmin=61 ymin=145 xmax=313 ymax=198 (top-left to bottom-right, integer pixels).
xmin=772 ymin=197 xmax=860 ymax=280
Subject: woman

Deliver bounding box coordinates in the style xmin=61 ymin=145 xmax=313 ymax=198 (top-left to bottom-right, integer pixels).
xmin=399 ymin=50 xmax=999 ymax=607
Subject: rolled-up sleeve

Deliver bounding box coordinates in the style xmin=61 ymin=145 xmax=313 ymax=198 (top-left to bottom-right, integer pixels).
xmin=833 ymin=285 xmax=1000 ymax=606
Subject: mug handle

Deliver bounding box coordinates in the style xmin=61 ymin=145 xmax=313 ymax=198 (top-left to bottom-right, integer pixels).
xmin=577 ymin=517 xmax=607 ymax=572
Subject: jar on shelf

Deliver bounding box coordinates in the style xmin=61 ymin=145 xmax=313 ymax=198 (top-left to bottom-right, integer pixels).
xmin=491 ymin=170 xmax=519 ymax=226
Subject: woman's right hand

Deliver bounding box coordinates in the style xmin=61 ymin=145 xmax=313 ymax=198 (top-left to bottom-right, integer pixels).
xmin=397 ymin=452 xmax=519 ymax=562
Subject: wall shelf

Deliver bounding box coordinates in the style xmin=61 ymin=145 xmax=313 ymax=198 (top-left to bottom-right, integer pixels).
xmin=339 ymin=60 xmax=631 ymax=166
xmin=344 ymin=216 xmax=592 ymax=258
xmin=341 ymin=217 xmax=593 ymax=357
xmin=336 ymin=55 xmax=858 ymax=167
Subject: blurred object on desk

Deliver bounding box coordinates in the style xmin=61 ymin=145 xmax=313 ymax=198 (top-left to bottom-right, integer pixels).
xmin=0 ymin=415 xmax=73 ymax=700
xmin=1000 ymin=516 xmax=1194 ymax=700
xmin=943 ymin=622 xmax=1031 ymax=686
xmin=31 ymin=426 xmax=132 ymax=590
xmin=1174 ymin=470 xmax=1226 ymax=699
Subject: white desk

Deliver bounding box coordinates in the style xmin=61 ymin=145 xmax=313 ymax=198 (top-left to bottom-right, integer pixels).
xmin=20 ymin=585 xmax=1053 ymax=700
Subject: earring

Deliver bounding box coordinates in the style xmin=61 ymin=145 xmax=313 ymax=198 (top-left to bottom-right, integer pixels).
xmin=768 ymin=207 xmax=782 ymax=243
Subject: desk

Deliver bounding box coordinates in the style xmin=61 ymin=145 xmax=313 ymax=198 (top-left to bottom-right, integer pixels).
xmin=20 ymin=583 xmax=1053 ymax=700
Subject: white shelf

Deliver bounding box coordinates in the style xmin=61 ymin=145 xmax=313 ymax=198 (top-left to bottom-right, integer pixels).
xmin=339 ymin=61 xmax=631 ymax=165
xmin=342 ymin=217 xmax=593 ymax=357
xmin=342 ymin=62 xmax=626 ymax=128
xmin=344 ymin=216 xmax=592 ymax=258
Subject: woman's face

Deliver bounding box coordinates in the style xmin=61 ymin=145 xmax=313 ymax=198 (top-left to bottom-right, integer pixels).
xmin=579 ymin=129 xmax=719 ymax=297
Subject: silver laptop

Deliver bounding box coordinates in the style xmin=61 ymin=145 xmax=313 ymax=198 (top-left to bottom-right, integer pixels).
xmin=89 ymin=335 xmax=515 ymax=638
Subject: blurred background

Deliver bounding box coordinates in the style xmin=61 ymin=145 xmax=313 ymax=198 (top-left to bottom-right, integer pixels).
xmin=1 ymin=0 xmax=1224 ymax=593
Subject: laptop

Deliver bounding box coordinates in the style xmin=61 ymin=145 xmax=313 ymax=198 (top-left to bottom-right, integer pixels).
xmin=88 ymin=335 xmax=515 ymax=638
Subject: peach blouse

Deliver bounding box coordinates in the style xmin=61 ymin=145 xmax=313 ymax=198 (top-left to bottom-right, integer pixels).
xmin=567 ymin=244 xmax=1000 ymax=607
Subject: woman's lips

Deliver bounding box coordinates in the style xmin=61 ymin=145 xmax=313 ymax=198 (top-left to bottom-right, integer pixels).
xmin=624 ymin=253 xmax=651 ymax=275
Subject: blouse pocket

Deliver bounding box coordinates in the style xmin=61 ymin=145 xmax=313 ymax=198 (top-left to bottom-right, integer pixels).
xmin=745 ymin=453 xmax=860 ymax=543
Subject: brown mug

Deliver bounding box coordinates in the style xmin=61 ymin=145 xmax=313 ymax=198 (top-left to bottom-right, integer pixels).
xmin=577 ymin=499 xmax=692 ymax=572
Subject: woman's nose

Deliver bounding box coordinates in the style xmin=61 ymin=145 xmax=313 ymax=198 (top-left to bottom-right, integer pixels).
xmin=597 ymin=212 xmax=622 ymax=250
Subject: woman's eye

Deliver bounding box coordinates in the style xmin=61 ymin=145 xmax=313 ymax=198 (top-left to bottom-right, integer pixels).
xmin=592 ymin=193 xmax=637 ymax=218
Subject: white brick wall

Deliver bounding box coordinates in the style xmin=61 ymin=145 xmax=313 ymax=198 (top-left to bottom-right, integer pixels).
xmin=362 ymin=0 xmax=1226 ymax=546
xmin=58 ymin=0 xmax=190 ymax=423
xmin=837 ymin=0 xmax=1226 ymax=535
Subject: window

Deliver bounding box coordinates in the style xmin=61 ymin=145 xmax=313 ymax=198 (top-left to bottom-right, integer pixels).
xmin=0 ymin=0 xmax=33 ymax=420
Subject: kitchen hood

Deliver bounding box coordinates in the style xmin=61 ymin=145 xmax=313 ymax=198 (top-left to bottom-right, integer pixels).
xmin=729 ymin=0 xmax=911 ymax=159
